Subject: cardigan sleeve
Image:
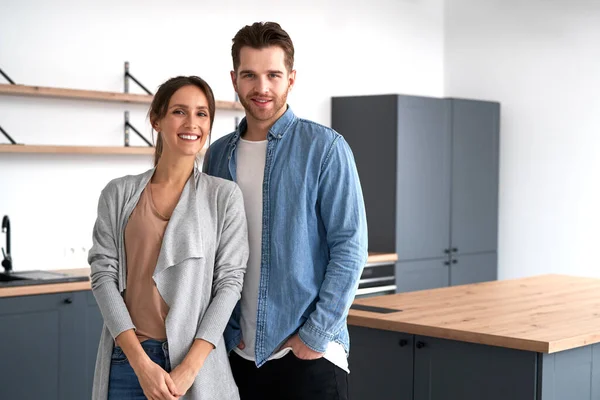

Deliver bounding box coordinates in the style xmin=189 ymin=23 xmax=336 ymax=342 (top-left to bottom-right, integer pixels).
xmin=88 ymin=183 xmax=136 ymax=340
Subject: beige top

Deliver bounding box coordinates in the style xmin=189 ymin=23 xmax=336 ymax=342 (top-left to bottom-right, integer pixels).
xmin=124 ymin=185 xmax=170 ymax=342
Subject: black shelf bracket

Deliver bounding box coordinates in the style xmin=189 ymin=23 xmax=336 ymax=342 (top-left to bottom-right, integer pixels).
xmin=0 ymin=67 xmax=15 ymax=85
xmin=0 ymin=125 xmax=18 ymax=145
xmin=124 ymin=111 xmax=153 ymax=147
xmin=124 ymin=62 xmax=153 ymax=95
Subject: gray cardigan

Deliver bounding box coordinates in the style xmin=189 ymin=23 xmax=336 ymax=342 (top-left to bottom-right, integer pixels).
xmin=88 ymin=167 xmax=248 ymax=399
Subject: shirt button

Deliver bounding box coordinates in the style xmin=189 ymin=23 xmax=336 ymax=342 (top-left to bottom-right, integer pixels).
xmin=277 ymin=134 xmax=282 ymax=139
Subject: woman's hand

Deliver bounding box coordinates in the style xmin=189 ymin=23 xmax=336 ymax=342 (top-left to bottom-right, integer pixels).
xmin=169 ymin=363 xmax=197 ymax=397
xmin=167 ymin=338 xmax=214 ymax=396
xmin=134 ymin=358 xmax=179 ymax=400
xmin=116 ymin=330 xmax=179 ymax=400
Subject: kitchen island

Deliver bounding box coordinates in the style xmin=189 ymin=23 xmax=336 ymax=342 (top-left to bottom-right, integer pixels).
xmin=347 ymin=274 xmax=600 ymax=400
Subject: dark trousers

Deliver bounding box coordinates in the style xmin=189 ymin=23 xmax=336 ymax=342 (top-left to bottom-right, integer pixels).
xmin=230 ymin=351 xmax=349 ymax=400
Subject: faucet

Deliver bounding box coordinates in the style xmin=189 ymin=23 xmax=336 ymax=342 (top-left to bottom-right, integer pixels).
xmin=2 ymin=215 xmax=12 ymax=273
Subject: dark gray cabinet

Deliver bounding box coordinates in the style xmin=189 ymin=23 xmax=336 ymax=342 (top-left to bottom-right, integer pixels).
xmin=450 ymin=99 xmax=500 ymax=256
xmin=539 ymin=344 xmax=600 ymax=399
xmin=395 ymin=258 xmax=449 ymax=293
xmin=450 ymin=252 xmax=497 ymax=286
xmin=349 ymin=326 xmax=600 ymax=400
xmin=0 ymin=291 xmax=102 ymax=399
xmin=349 ymin=326 xmax=413 ymax=400
xmin=395 ymin=96 xmax=452 ymax=261
xmin=413 ymin=336 xmax=537 ymax=400
xmin=332 ymin=95 xmax=500 ymax=292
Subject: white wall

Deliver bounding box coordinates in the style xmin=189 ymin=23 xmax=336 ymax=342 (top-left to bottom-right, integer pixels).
xmin=0 ymin=0 xmax=444 ymax=270
xmin=445 ymin=0 xmax=600 ymax=279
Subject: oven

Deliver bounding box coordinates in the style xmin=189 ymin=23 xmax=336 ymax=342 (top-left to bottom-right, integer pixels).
xmin=355 ymin=260 xmax=396 ymax=298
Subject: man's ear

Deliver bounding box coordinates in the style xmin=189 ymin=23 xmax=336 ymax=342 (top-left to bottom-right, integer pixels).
xmin=288 ymin=70 xmax=297 ymax=92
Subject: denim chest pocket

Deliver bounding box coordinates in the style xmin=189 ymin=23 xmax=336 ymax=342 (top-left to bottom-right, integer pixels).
xmin=111 ymin=346 xmax=129 ymax=364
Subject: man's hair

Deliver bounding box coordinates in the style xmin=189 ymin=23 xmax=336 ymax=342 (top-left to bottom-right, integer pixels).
xmin=231 ymin=22 xmax=295 ymax=72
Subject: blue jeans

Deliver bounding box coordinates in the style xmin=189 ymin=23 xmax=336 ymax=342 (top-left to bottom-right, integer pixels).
xmin=108 ymin=339 xmax=171 ymax=399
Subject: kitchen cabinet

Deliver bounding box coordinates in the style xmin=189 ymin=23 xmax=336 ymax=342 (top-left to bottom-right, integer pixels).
xmin=395 ymin=258 xmax=449 ymax=293
xmin=331 ymin=95 xmax=499 ymax=292
xmin=349 ymin=326 xmax=600 ymax=400
xmin=348 ymin=275 xmax=600 ymax=400
xmin=348 ymin=327 xmax=413 ymax=400
xmin=349 ymin=326 xmax=538 ymax=400
xmin=395 ymin=252 xmax=497 ymax=292
xmin=449 ymin=252 xmax=497 ymax=286
xmin=0 ymin=290 xmax=102 ymax=399
xmin=412 ymin=335 xmax=537 ymax=400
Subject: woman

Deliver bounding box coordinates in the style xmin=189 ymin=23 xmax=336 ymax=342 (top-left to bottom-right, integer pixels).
xmin=88 ymin=76 xmax=248 ymax=400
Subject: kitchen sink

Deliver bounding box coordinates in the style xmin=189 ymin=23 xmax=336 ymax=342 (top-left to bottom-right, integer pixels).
xmin=0 ymin=272 xmax=27 ymax=282
xmin=0 ymin=270 xmax=89 ymax=287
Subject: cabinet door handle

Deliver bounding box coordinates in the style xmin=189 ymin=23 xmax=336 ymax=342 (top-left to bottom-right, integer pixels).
xmin=63 ymin=298 xmax=73 ymax=304
xmin=444 ymin=261 xmax=450 ymax=266
xmin=452 ymin=259 xmax=457 ymax=264
xmin=452 ymin=247 xmax=458 ymax=252
xmin=416 ymin=341 xmax=426 ymax=349
xmin=444 ymin=248 xmax=450 ymax=254
xmin=399 ymin=339 xmax=408 ymax=347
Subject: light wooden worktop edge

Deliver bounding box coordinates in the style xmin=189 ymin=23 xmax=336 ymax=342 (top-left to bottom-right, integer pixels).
xmin=365 ymin=253 xmax=398 ymax=264
xmin=0 ymin=281 xmax=92 ymax=298
xmin=348 ymin=313 xmax=552 ymax=353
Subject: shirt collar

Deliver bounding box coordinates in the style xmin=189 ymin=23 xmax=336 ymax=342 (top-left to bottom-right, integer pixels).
xmin=230 ymin=105 xmax=296 ymax=146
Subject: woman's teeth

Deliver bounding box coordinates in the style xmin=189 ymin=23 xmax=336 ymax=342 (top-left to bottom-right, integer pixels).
xmin=178 ymin=134 xmax=199 ymax=140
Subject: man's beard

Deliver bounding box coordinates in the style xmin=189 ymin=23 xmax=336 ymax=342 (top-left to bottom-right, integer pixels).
xmin=239 ymin=87 xmax=289 ymax=122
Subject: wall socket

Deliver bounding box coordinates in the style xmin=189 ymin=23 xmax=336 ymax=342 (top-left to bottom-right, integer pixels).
xmin=63 ymin=245 xmax=89 ymax=268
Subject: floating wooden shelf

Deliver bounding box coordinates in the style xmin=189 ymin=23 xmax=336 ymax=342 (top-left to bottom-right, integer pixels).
xmin=0 ymin=83 xmax=244 ymax=111
xmin=0 ymin=144 xmax=154 ymax=155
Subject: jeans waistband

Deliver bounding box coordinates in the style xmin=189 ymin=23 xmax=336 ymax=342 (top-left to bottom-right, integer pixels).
xmin=138 ymin=339 xmax=168 ymax=356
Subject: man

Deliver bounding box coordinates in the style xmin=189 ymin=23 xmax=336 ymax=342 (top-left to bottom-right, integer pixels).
xmin=204 ymin=21 xmax=368 ymax=400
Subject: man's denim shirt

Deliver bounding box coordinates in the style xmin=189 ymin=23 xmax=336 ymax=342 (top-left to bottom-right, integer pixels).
xmin=203 ymin=107 xmax=368 ymax=367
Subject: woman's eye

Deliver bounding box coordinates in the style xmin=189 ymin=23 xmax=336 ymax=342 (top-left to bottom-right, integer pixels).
xmin=173 ymin=109 xmax=184 ymax=115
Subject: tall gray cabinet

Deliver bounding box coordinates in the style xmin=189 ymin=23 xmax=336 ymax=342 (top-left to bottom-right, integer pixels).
xmin=331 ymin=94 xmax=500 ymax=292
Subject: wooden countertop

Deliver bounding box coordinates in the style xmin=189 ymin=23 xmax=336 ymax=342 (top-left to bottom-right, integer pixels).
xmin=349 ymin=274 xmax=600 ymax=354
xmin=0 ymin=268 xmax=92 ymax=298
xmin=0 ymin=253 xmax=397 ymax=298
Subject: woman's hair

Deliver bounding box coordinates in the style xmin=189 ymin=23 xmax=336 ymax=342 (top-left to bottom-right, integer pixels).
xmin=149 ymin=76 xmax=216 ymax=166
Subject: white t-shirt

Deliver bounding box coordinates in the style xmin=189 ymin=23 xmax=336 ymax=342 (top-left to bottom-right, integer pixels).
xmin=233 ymin=137 xmax=348 ymax=372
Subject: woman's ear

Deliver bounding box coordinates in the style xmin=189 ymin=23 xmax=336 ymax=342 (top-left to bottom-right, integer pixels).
xmin=151 ymin=119 xmax=160 ymax=132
